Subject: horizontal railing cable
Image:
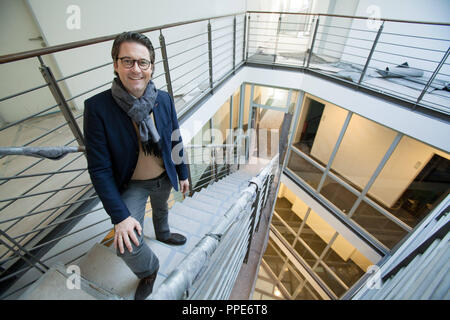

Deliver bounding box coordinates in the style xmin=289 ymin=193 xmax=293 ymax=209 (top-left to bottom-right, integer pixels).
xmin=0 ymin=103 xmax=59 ymax=133
xmin=167 ymin=41 xmax=209 ymax=60
xmin=165 ymin=31 xmax=209 ymax=47
xmin=0 ymin=83 xmax=49 ymax=103
xmin=170 ymin=51 xmax=208 ymax=72
xmin=0 ymin=150 xmax=85 ymax=212
xmin=55 ymin=61 xmax=112 ymax=83
xmin=0 ymin=195 xmax=98 ymax=225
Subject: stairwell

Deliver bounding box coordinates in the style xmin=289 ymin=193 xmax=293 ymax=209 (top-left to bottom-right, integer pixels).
xmin=19 ymin=166 xmax=269 ymax=300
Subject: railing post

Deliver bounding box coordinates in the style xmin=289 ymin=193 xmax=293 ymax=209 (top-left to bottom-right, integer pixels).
xmin=0 ymin=229 xmax=49 ymax=275
xmin=244 ymin=184 xmax=261 ymax=264
xmin=263 ymin=174 xmax=271 ymax=207
xmin=358 ymin=21 xmax=384 ymax=85
xmin=236 ymin=143 xmax=240 ymax=171
xmin=159 ymin=29 xmax=174 ymax=101
xmin=186 ymin=162 xmax=194 ymax=197
xmin=233 ymin=16 xmax=236 ymax=74
xmin=255 ymin=177 xmax=268 ymax=233
xmin=414 ymin=46 xmax=450 ymax=108
xmin=38 ymin=56 xmax=84 ymax=146
xmin=226 ymin=146 xmax=231 ymax=176
xmin=213 ymin=148 xmax=218 ymax=182
xmin=207 ymin=20 xmax=214 ymax=93
xmin=306 ymin=16 xmax=320 ymax=68
xmin=273 ymin=14 xmax=282 ymax=63
xmin=245 ymin=15 xmax=250 ymax=61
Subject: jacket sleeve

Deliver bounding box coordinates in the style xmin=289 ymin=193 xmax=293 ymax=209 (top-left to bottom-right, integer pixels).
xmin=168 ymin=93 xmax=189 ymax=181
xmin=83 ymin=100 xmax=131 ymax=225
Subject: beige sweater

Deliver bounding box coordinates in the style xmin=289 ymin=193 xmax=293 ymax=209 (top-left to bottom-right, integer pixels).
xmin=131 ymin=118 xmax=165 ymax=180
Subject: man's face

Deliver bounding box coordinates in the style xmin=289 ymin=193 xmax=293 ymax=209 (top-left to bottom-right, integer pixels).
xmin=114 ymin=41 xmax=153 ymax=98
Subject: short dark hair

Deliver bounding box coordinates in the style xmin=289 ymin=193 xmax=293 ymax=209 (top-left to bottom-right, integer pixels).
xmin=111 ymin=31 xmax=155 ymax=76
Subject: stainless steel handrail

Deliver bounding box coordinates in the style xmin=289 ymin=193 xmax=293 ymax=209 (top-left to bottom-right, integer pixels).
xmin=150 ymin=154 xmax=278 ymax=300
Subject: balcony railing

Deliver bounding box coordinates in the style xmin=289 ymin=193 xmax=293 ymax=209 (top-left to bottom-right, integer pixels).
xmin=0 ymin=10 xmax=448 ymax=299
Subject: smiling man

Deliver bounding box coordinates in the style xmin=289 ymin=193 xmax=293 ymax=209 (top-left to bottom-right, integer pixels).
xmin=83 ymin=31 xmax=189 ymax=300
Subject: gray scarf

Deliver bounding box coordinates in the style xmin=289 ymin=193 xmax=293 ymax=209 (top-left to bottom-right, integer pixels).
xmin=111 ymin=78 xmax=162 ymax=157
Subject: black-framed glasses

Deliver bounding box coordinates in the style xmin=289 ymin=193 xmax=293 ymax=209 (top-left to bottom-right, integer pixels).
xmin=117 ymin=57 xmax=151 ymax=70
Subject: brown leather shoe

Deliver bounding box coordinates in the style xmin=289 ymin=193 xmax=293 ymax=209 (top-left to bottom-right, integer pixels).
xmin=157 ymin=233 xmax=186 ymax=246
xmin=134 ymin=267 xmax=158 ymax=300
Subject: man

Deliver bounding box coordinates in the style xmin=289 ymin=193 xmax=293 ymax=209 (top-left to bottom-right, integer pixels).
xmin=83 ymin=31 xmax=189 ymax=300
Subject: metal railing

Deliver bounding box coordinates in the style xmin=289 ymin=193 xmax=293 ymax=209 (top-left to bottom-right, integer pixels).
xmin=342 ymin=194 xmax=450 ymax=300
xmin=150 ymin=154 xmax=278 ymax=300
xmin=0 ymin=141 xmax=243 ymax=299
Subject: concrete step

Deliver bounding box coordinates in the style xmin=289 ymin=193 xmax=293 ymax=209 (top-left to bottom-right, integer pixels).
xmin=193 ymin=193 xmax=224 ymax=208
xmin=170 ymin=201 xmax=218 ymax=226
xmin=230 ymin=171 xmax=253 ymax=178
xmin=211 ymin=177 xmax=245 ymax=188
xmin=205 ymin=185 xmax=236 ymax=196
xmin=214 ymin=181 xmax=245 ymax=192
xmin=221 ymin=181 xmax=246 ymax=190
xmin=183 ymin=197 xmax=227 ymax=215
xmin=224 ymin=174 xmax=249 ymax=182
xmin=20 ymin=261 xmax=119 ymax=300
xmin=143 ymin=216 xmax=205 ymax=255
xmin=201 ymin=188 xmax=237 ymax=201
xmin=192 ymin=189 xmax=229 ymax=205
xmin=209 ymin=183 xmax=237 ymax=193
xmin=75 ymin=243 xmax=167 ymax=300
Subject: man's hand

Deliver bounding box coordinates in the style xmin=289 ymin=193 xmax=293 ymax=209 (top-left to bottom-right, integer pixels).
xmin=179 ymin=179 xmax=190 ymax=194
xmin=114 ymin=216 xmax=142 ymax=254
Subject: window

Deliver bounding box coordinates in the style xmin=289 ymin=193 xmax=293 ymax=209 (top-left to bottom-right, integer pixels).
xmin=268 ymin=183 xmax=374 ymax=299
xmin=287 ymin=93 xmax=450 ymax=252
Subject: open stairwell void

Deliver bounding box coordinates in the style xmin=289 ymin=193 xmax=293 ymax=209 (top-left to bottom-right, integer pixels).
xmin=19 ymin=161 xmax=275 ymax=300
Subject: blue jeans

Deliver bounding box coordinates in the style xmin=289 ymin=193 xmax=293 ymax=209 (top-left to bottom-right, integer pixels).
xmin=117 ymin=171 xmax=172 ymax=279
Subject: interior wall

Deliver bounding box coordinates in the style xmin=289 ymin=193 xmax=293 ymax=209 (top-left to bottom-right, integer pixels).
xmin=0 ymin=0 xmax=73 ymax=123
xmin=309 ymin=96 xmax=348 ymax=164
xmin=232 ymin=90 xmax=240 ymax=129
xmin=312 ymin=0 xmax=360 ymax=61
xmin=327 ymin=114 xmax=398 ymax=196
xmin=212 ymin=99 xmax=231 ymax=143
xmin=1 ymin=0 xmax=245 ymax=122
xmin=369 ymin=136 xmax=450 ymax=207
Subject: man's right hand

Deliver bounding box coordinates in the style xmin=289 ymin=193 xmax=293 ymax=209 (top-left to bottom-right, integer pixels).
xmin=114 ymin=216 xmax=142 ymax=254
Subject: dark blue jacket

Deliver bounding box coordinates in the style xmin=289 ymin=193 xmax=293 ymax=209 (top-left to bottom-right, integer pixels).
xmin=83 ymin=89 xmax=188 ymax=225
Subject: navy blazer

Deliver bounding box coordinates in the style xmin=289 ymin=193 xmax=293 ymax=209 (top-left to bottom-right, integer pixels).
xmin=83 ymin=89 xmax=188 ymax=225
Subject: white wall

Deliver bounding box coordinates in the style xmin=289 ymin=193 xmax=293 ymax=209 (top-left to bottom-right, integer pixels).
xmin=27 ymin=0 xmax=246 ymax=44
xmin=0 ymin=0 xmax=246 ymax=123
xmin=0 ymin=0 xmax=70 ymax=123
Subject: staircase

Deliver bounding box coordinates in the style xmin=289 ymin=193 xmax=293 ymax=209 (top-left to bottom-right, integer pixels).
xmin=347 ymin=194 xmax=450 ymax=300
xmin=19 ymin=168 xmax=263 ymax=300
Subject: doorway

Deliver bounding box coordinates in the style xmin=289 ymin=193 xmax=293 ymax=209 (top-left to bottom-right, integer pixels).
xmin=249 ymin=105 xmax=292 ymax=164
